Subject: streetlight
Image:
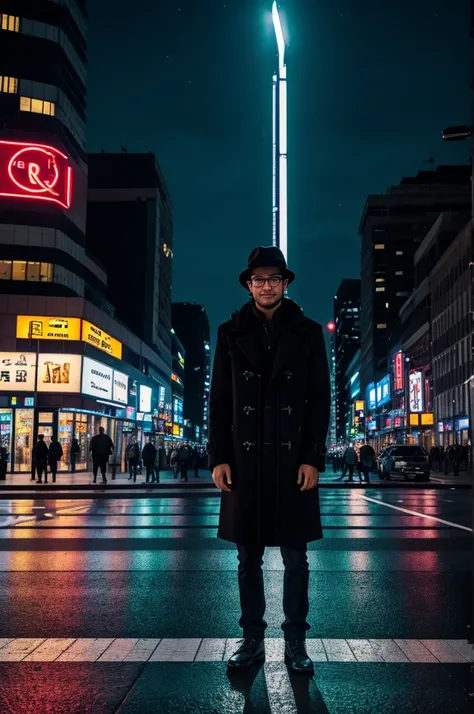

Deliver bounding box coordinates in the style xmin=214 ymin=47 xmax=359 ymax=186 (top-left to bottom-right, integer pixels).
xmin=272 ymin=2 xmax=287 ymax=261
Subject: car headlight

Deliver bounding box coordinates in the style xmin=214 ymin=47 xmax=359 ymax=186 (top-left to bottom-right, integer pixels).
xmin=394 ymin=460 xmax=407 ymax=467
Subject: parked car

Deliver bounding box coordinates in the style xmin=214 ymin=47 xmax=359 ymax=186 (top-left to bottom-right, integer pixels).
xmin=378 ymin=445 xmax=430 ymax=482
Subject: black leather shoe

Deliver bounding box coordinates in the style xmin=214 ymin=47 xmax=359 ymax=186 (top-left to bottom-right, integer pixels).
xmin=284 ymin=640 xmax=314 ymax=674
xmin=227 ymin=638 xmax=265 ymax=669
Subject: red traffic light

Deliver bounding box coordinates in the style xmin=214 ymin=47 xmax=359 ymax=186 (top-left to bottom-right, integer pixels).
xmin=326 ymin=322 xmax=335 ymax=332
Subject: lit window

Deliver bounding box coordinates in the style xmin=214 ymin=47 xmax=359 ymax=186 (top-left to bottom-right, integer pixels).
xmin=12 ymin=261 xmax=26 ymax=281
xmin=395 ymin=270 xmax=403 ymax=275
xmin=0 ymin=261 xmax=12 ymax=279
xmin=27 ymin=262 xmax=40 ymax=281
xmin=396 ymin=251 xmax=403 ymax=256
xmin=385 ymin=302 xmax=389 ymax=308
xmin=0 ymin=76 xmax=18 ymax=94
xmin=377 ymin=323 xmax=387 ymax=329
xmin=163 ymin=243 xmax=173 ymax=258
xmin=376 ymin=287 xmax=385 ymax=292
xmin=374 ymin=244 xmax=385 ymax=250
xmin=19 ymin=96 xmax=56 ymax=117
xmin=375 ymin=278 xmax=385 ymax=283
xmin=1 ymin=15 xmax=20 ymax=32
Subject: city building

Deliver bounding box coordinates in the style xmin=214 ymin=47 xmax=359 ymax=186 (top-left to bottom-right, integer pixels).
xmin=87 ymin=152 xmax=173 ymax=364
xmin=359 ymin=165 xmax=471 ymax=399
xmin=431 ymin=219 xmax=473 ymax=448
xmin=343 ymin=349 xmax=364 ymax=442
xmin=334 ymin=279 xmax=361 ymax=441
xmin=171 ymin=303 xmax=210 ymax=445
xmin=271 ymin=1 xmax=287 ymax=259
xmin=0 ymin=5 xmax=173 ymax=473
xmin=397 ymin=211 xmax=469 ymax=450
xmin=170 ymin=330 xmax=185 ymax=441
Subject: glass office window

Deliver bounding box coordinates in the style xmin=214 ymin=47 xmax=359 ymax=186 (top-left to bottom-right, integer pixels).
xmin=0 ymin=261 xmax=12 ymax=280
xmin=12 ymin=261 xmax=26 ymax=281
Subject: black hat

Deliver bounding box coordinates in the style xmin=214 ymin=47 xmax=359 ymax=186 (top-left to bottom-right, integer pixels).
xmin=239 ymin=246 xmax=295 ymax=288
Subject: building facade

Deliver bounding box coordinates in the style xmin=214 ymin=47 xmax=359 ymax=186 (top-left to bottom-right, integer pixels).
xmin=87 ymin=153 xmax=173 ymax=363
xmin=171 ymin=303 xmax=210 ymax=445
xmin=359 ymin=166 xmax=471 ymax=399
xmin=334 ymin=279 xmax=361 ymax=441
xmin=431 ymin=219 xmax=473 ymax=448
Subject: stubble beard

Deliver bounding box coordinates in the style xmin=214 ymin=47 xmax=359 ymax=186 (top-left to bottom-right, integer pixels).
xmin=256 ymin=294 xmax=283 ymax=311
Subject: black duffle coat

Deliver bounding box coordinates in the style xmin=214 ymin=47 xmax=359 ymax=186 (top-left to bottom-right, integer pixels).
xmin=207 ymin=298 xmax=331 ymax=548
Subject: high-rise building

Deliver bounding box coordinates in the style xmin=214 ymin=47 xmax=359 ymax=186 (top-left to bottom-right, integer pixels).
xmin=0 ymin=2 xmax=104 ymax=305
xmin=171 ymin=303 xmax=210 ymax=445
xmin=0 ymin=7 xmax=172 ymax=475
xmin=334 ymin=279 xmax=361 ymax=440
xmin=359 ymin=165 xmax=471 ymax=397
xmin=86 ymin=153 xmax=173 ymax=365
xmin=271 ymin=2 xmax=287 ymax=259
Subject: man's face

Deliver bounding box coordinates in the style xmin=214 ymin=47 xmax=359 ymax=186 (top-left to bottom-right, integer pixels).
xmin=247 ymin=266 xmax=288 ymax=311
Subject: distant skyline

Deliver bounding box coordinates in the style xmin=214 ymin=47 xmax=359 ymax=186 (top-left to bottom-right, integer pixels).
xmin=87 ymin=0 xmax=471 ymax=339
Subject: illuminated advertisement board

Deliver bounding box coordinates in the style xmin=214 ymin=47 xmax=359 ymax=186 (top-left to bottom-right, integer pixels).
xmin=0 ymin=140 xmax=73 ymax=209
xmin=37 ymin=354 xmax=82 ymax=393
xmin=82 ymin=356 xmax=113 ymax=400
xmin=82 ymin=320 xmax=122 ymax=359
xmin=139 ymin=385 xmax=152 ymax=413
xmin=112 ymin=370 xmax=128 ymax=405
xmin=367 ymin=383 xmax=376 ymax=410
xmin=377 ymin=374 xmax=391 ymax=407
xmin=394 ymin=351 xmax=404 ymax=391
xmin=17 ymin=315 xmax=81 ymax=341
xmin=0 ymin=352 xmax=36 ymax=391
xmin=409 ymin=370 xmax=423 ymax=413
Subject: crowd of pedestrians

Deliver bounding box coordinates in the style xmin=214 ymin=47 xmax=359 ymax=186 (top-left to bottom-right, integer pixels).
xmin=329 ymin=442 xmax=376 ymax=484
xmin=26 ymin=427 xmax=206 ymax=485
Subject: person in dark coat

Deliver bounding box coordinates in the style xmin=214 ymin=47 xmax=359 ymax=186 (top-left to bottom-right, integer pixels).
xmin=71 ymin=438 xmax=80 ymax=472
xmin=343 ymin=444 xmax=357 ymax=482
xmin=358 ymin=442 xmax=375 ymax=484
xmin=142 ymin=438 xmax=157 ymax=483
xmin=33 ymin=434 xmax=49 ymax=484
xmin=48 ymin=435 xmax=63 ymax=484
xmin=208 ymin=246 xmax=330 ymax=674
xmin=89 ymin=427 xmax=113 ymax=484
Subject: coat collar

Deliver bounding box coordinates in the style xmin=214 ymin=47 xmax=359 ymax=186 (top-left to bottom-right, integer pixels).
xmin=231 ymin=298 xmax=310 ymax=385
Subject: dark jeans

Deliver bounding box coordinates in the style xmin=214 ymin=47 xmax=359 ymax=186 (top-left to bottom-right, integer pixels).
xmin=346 ymin=464 xmax=355 ymax=480
xmin=49 ymin=459 xmax=58 ymax=482
xmin=360 ymin=468 xmax=370 ymax=483
xmin=93 ymin=458 xmax=108 ymax=481
xmin=236 ymin=543 xmax=310 ymax=641
xmin=129 ymin=459 xmax=138 ymax=481
xmin=71 ymin=454 xmax=77 ymax=473
xmin=180 ymin=464 xmax=188 ymax=481
xmin=36 ymin=460 xmax=47 ymax=482
xmin=145 ymin=464 xmax=156 ymax=482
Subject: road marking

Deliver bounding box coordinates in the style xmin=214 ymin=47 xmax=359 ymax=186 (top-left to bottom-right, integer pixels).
xmin=359 ymin=494 xmax=473 ymax=532
xmin=0 ymin=638 xmax=469 ymax=662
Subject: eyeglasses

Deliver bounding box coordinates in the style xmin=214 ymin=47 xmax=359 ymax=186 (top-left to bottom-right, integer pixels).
xmin=250 ymin=275 xmax=283 ymax=288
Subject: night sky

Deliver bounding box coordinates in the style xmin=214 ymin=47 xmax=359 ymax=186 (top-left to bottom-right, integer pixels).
xmin=87 ymin=0 xmax=471 ymax=343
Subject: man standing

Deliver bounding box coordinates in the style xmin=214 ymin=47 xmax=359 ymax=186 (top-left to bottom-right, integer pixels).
xmin=89 ymin=426 xmax=113 ymax=485
xmin=177 ymin=443 xmax=190 ymax=482
xmin=208 ymin=246 xmax=330 ymax=674
xmin=48 ymin=435 xmax=63 ymax=484
xmin=142 ymin=438 xmax=157 ymax=484
xmin=33 ymin=434 xmax=49 ymax=484
xmin=358 ymin=442 xmax=375 ymax=485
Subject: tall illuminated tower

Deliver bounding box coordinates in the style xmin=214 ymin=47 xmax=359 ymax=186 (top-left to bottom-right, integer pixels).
xmin=272 ymin=1 xmax=287 ymax=260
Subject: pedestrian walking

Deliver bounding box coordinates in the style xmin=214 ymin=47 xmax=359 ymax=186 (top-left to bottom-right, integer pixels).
xmin=177 ymin=443 xmax=190 ymax=482
xmin=208 ymin=245 xmax=330 ymax=674
xmin=71 ymin=438 xmax=80 ymax=472
xmin=170 ymin=449 xmax=180 ymax=479
xmin=358 ymin=442 xmax=375 ymax=485
xmin=89 ymin=427 xmax=113 ymax=484
xmin=48 ymin=435 xmax=63 ymax=484
xmin=192 ymin=447 xmax=201 ymax=479
xmin=32 ymin=434 xmax=49 ymax=484
xmin=126 ymin=439 xmax=140 ymax=482
xmin=142 ymin=438 xmax=157 ymax=483
xmin=343 ymin=444 xmax=357 ymax=482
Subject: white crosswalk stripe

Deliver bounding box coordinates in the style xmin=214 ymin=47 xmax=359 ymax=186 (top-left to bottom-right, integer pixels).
xmin=0 ymin=637 xmax=470 ymax=662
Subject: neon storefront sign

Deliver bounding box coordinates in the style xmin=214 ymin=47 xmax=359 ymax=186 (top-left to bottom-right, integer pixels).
xmin=0 ymin=140 xmax=73 ymax=209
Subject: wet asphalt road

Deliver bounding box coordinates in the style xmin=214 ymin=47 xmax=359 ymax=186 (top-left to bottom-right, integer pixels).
xmin=0 ymin=487 xmax=471 ymax=713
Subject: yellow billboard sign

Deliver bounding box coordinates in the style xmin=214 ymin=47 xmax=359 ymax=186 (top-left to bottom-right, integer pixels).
xmin=81 ymin=320 xmax=122 ymax=359
xmin=17 ymin=315 xmax=81 ymax=341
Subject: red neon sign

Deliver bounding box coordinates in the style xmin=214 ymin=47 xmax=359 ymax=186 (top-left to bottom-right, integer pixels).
xmin=394 ymin=351 xmax=403 ymax=391
xmin=0 ymin=140 xmax=73 ymax=209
